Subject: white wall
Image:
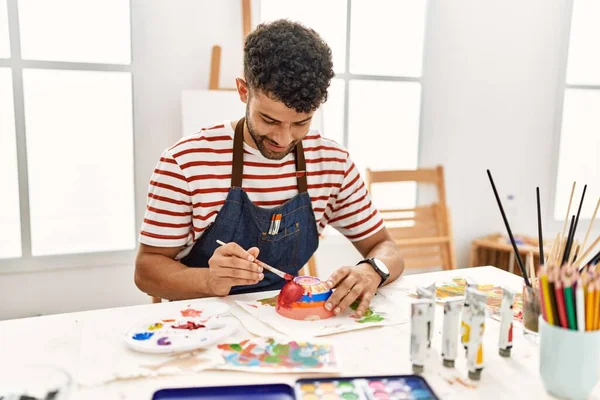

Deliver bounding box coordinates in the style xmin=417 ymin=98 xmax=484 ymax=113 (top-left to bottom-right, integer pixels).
xmin=3 ymin=0 xmax=594 ymax=320
xmin=418 ymin=0 xmax=586 ymax=267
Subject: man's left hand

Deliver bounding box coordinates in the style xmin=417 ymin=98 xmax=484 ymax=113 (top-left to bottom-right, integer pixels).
xmin=324 ymin=263 xmax=382 ymax=317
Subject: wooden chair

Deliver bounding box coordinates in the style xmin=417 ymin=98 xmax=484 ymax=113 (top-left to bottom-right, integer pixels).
xmin=365 ymin=165 xmax=457 ymax=271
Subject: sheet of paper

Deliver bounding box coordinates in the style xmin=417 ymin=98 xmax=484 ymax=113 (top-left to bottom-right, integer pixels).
xmin=234 ymin=291 xmax=408 ymax=338
xmin=214 ymin=337 xmax=338 ymax=373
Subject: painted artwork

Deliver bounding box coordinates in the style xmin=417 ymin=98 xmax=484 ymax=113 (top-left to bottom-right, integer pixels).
xmin=276 ymin=276 xmax=335 ymax=320
xmin=411 ymin=277 xmax=523 ymax=322
xmin=235 ymin=291 xmax=406 ymax=337
xmin=215 ymin=338 xmax=338 ymax=373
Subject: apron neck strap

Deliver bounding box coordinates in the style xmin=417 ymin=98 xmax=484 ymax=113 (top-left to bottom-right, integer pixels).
xmin=231 ymin=117 xmax=308 ymax=193
xmin=231 ymin=118 xmax=245 ymax=188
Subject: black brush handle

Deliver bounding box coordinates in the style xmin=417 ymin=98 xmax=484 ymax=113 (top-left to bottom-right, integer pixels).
xmin=486 ymin=170 xmax=530 ymax=286
xmin=537 ymin=187 xmax=544 ymax=264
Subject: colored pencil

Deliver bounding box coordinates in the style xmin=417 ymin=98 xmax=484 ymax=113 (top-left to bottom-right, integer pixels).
xmin=554 ymin=279 xmax=568 ymax=329
xmin=576 ymin=277 xmax=586 ymax=332
xmin=563 ymin=271 xmax=577 ymax=330
xmin=486 ymin=170 xmax=530 ymax=286
xmin=593 ymin=279 xmax=600 ymax=330
xmin=538 ymin=268 xmax=548 ymax=323
xmin=540 ymin=270 xmax=555 ymax=325
xmin=586 ymin=279 xmax=594 ymax=331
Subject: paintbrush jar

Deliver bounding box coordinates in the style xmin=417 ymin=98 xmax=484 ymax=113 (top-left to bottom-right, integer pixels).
xmin=523 ymin=283 xmax=540 ymax=341
xmin=539 ymin=316 xmax=600 ymax=400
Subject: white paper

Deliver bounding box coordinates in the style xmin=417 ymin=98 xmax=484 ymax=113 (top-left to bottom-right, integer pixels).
xmin=234 ymin=291 xmax=407 ymax=338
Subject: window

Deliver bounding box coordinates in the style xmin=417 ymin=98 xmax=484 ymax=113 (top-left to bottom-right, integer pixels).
xmin=260 ymin=0 xmax=427 ymax=210
xmin=0 ymin=1 xmax=134 ymax=266
xmin=554 ymin=0 xmax=600 ymax=220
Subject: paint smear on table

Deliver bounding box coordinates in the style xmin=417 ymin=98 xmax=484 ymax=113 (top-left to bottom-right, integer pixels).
xmin=215 ymin=337 xmax=338 ymax=373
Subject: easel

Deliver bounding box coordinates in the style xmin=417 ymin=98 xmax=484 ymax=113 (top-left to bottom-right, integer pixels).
xmin=208 ymin=0 xmax=252 ymax=91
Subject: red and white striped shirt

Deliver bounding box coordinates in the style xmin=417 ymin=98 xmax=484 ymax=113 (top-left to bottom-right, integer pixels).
xmin=139 ymin=121 xmax=383 ymax=259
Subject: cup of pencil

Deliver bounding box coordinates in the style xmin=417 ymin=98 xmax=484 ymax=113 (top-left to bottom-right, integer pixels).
xmin=485 ymin=174 xmax=600 ymax=398
xmin=539 ymin=265 xmax=600 ymax=400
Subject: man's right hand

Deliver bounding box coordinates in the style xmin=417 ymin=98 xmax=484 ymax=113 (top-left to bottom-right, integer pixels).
xmin=207 ymin=242 xmax=264 ymax=296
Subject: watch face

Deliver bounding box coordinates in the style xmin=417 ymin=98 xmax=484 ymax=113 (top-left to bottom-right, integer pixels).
xmin=373 ymin=258 xmax=389 ymax=275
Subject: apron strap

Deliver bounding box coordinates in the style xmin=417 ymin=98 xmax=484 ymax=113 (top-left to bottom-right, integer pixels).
xmin=295 ymin=141 xmax=308 ymax=193
xmin=231 ymin=117 xmax=308 ymax=193
xmin=231 ymin=118 xmax=245 ymax=188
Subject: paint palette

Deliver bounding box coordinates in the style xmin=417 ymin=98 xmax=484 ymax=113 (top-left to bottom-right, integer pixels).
xmin=125 ymin=316 xmax=239 ymax=354
xmin=295 ymin=375 xmax=439 ymax=400
xmin=150 ymin=375 xmax=438 ymax=400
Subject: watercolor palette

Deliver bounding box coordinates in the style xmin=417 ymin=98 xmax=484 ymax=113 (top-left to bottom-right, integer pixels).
xmin=125 ymin=316 xmax=239 ymax=354
xmin=295 ymin=375 xmax=439 ymax=400
xmin=150 ymin=375 xmax=438 ymax=400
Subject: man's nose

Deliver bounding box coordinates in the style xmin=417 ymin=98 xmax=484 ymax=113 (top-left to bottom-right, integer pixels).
xmin=271 ymin=125 xmax=293 ymax=146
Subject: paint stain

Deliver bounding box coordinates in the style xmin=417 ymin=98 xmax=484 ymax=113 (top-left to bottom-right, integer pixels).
xmin=148 ymin=323 xmax=163 ymax=331
xmin=444 ymin=376 xmax=477 ymax=389
xmin=162 ymin=319 xmax=176 ymax=322
xmin=277 ymin=280 xmax=304 ymax=309
xmin=248 ymin=304 xmax=258 ymax=308
xmin=132 ymin=332 xmax=154 ymax=341
xmin=157 ymin=337 xmax=172 ymax=346
xmin=172 ymin=321 xmax=205 ymax=330
xmin=180 ymin=308 xmax=203 ymax=317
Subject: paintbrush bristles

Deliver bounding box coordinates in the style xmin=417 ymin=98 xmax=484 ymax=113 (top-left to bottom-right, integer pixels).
xmin=581 ymin=197 xmax=600 ymax=253
xmin=574 ymin=235 xmax=600 ymax=269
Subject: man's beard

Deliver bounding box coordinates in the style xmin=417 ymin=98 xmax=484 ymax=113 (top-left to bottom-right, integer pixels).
xmin=245 ymin=108 xmax=297 ymax=160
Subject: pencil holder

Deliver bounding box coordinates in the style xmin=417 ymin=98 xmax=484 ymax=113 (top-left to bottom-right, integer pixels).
xmin=539 ymin=316 xmax=600 ymax=400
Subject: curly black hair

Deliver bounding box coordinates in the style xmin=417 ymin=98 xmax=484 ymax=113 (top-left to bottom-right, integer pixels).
xmin=244 ymin=19 xmax=335 ymax=113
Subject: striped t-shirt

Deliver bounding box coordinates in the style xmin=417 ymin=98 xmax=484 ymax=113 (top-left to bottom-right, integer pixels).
xmin=139 ymin=121 xmax=384 ymax=260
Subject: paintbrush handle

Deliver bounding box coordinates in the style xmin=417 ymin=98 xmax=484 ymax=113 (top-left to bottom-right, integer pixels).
xmin=215 ymin=240 xmax=287 ymax=279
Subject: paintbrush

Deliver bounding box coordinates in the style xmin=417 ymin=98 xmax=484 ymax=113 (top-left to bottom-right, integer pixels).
xmin=486 ymin=170 xmax=531 ymax=286
xmin=537 ymin=187 xmax=545 ymax=265
xmin=216 ymin=240 xmax=294 ymax=281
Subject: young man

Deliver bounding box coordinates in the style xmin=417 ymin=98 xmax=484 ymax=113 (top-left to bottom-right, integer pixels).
xmin=135 ymin=19 xmax=404 ymax=317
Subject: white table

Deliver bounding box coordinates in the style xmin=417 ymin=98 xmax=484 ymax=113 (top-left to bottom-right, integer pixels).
xmin=1 ymin=266 xmax=598 ymax=399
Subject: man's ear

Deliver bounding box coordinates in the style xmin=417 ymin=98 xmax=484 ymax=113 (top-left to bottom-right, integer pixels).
xmin=235 ymin=78 xmax=249 ymax=103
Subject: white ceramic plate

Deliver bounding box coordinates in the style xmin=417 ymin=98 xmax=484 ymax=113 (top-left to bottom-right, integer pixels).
xmin=124 ymin=316 xmax=239 ymax=354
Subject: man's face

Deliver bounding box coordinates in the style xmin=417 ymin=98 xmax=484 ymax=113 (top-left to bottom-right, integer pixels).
xmin=244 ymin=90 xmax=314 ymax=160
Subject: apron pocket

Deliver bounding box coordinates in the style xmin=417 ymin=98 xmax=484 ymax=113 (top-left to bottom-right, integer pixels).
xmin=258 ymin=222 xmax=300 ymax=270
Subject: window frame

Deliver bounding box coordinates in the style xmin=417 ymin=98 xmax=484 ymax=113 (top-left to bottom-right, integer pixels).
xmin=0 ymin=0 xmax=138 ymax=273
xmin=549 ymin=0 xmax=598 ymax=229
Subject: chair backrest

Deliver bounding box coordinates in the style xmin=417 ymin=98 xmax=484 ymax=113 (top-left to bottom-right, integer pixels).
xmin=365 ymin=165 xmax=456 ymax=270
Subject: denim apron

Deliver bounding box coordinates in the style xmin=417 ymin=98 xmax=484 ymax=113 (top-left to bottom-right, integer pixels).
xmin=180 ymin=118 xmax=319 ymax=294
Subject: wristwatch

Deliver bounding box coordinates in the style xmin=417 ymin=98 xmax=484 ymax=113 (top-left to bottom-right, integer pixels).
xmin=356 ymin=258 xmax=390 ymax=287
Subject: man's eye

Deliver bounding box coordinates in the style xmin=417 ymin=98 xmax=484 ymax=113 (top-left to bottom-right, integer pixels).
xmin=263 ymin=119 xmax=278 ymax=125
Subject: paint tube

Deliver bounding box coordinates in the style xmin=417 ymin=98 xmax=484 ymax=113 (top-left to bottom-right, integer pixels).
xmin=411 ymin=299 xmax=433 ymax=374
xmin=441 ymin=296 xmax=463 ymax=368
xmin=417 ymin=284 xmax=436 ymax=348
xmin=466 ymin=288 xmax=487 ymax=380
xmin=461 ymin=278 xmax=478 ymax=350
xmin=498 ymin=287 xmax=516 ymax=357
